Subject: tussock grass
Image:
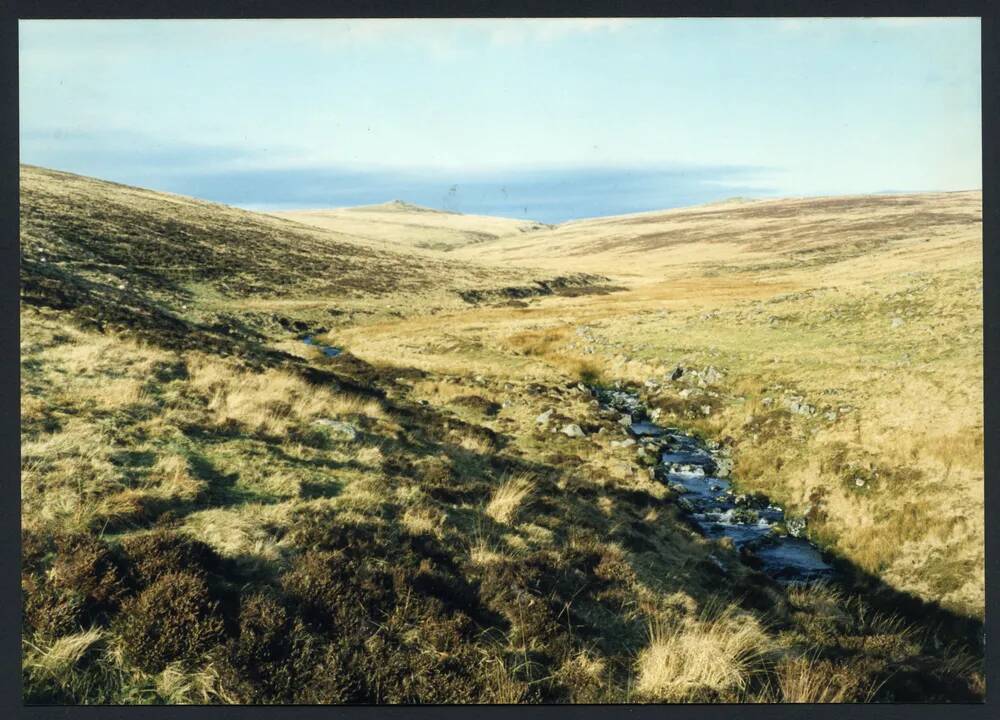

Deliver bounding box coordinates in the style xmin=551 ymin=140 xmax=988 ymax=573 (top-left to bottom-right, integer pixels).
xmin=636 ymin=605 xmax=769 ymax=701
xmin=771 ymin=655 xmax=868 ymax=703
xmin=24 ymin=628 xmax=104 ymax=681
xmin=154 ymin=662 xmax=234 ymax=705
xmin=485 ymin=474 xmax=534 ymax=525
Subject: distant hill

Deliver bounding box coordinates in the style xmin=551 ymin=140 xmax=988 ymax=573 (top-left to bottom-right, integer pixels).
xmin=272 ymin=202 xmax=550 ymax=252
xmin=453 ymin=191 xmax=983 ymax=279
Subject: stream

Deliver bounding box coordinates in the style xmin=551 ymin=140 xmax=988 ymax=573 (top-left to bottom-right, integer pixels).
xmin=302 ymin=335 xmax=342 ymax=357
xmin=596 ymin=387 xmax=833 ymax=584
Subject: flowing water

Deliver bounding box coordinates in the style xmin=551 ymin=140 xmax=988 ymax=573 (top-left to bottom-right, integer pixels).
xmin=595 ymin=387 xmax=833 ymax=584
xmin=302 ymin=335 xmax=342 ymax=357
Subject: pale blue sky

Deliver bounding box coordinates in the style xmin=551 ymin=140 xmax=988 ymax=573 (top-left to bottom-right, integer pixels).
xmin=19 ymin=18 xmax=981 ymax=222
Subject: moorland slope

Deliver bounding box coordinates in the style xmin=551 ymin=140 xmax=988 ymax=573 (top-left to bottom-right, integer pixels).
xmin=273 ymin=201 xmax=548 ymax=253
xmin=20 ymin=167 xmax=984 ymax=704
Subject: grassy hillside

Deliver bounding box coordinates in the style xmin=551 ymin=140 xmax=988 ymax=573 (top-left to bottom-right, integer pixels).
xmin=20 ymin=168 xmax=983 ymax=704
xmin=21 ymin=166 xmax=607 ymax=337
xmin=455 ymin=192 xmax=981 ymax=278
xmin=437 ymin=190 xmax=983 ymax=616
xmin=272 ymin=201 xmax=548 ymax=253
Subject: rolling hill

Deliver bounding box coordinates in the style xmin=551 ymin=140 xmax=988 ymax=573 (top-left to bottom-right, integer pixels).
xmin=272 ymin=200 xmax=549 ymax=253
xmin=453 ymin=191 xmax=982 ymax=280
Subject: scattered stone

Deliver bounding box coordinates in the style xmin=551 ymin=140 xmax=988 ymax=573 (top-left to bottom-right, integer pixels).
xmin=703 ymin=366 xmax=724 ymax=384
xmin=535 ymin=409 xmax=553 ymax=425
xmin=610 ymin=438 xmax=637 ymax=449
xmin=313 ymin=419 xmax=359 ymax=441
xmin=700 ymin=405 xmax=712 ymax=416
xmin=787 ymin=517 xmax=807 ymax=538
xmin=787 ymin=397 xmax=815 ymax=416
xmin=561 ymin=423 xmax=586 ymax=438
xmin=891 ymin=317 xmax=904 ymax=329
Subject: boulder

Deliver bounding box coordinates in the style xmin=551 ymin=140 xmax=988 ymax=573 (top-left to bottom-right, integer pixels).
xmin=561 ymin=423 xmax=586 ymax=438
xmin=314 ymin=419 xmax=359 ymax=441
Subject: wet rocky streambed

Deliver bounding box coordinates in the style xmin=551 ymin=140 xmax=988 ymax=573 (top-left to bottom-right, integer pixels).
xmin=302 ymin=335 xmax=342 ymax=357
xmin=595 ymin=387 xmax=833 ymax=584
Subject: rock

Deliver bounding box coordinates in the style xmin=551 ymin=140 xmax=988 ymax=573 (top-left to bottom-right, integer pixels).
xmin=700 ymin=405 xmax=712 ymax=416
xmin=535 ymin=409 xmax=553 ymax=425
xmin=314 ymin=419 xmax=359 ymax=441
xmin=787 ymin=517 xmax=807 ymax=538
xmin=714 ymin=457 xmax=734 ymax=478
xmin=730 ymin=508 xmax=759 ymax=524
xmin=618 ymin=414 xmax=632 ymax=428
xmin=677 ymin=497 xmax=697 ymax=513
xmin=734 ymin=492 xmax=770 ymax=509
xmin=679 ymin=388 xmax=693 ymax=399
xmin=671 ymin=366 xmax=684 ymax=381
xmin=703 ymin=366 xmax=724 ymax=384
xmin=891 ymin=317 xmax=904 ymax=329
xmin=788 ymin=397 xmax=815 ymax=416
xmin=561 ymin=423 xmax=586 ymax=438
xmin=610 ymin=438 xmax=637 ymax=449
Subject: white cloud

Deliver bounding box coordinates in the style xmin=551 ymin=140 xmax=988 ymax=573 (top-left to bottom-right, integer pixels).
xmin=488 ymin=18 xmax=636 ymax=47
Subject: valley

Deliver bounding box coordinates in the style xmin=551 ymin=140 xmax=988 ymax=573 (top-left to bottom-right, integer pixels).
xmin=20 ymin=165 xmax=984 ymax=704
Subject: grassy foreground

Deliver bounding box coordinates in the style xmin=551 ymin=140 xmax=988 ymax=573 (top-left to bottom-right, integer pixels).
xmin=21 ymin=167 xmax=983 ymax=703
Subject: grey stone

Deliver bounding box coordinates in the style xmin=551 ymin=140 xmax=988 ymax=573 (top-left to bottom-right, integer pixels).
xmin=314 ymin=419 xmax=359 ymax=441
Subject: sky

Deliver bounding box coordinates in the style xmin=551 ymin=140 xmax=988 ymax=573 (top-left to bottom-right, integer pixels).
xmin=19 ymin=18 xmax=982 ymax=223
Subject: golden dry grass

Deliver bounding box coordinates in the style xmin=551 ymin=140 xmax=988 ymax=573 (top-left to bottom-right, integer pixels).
xmin=485 ymin=474 xmax=535 ymax=525
xmin=339 ymin=190 xmax=983 ymax=617
xmin=635 ymin=605 xmax=770 ymax=701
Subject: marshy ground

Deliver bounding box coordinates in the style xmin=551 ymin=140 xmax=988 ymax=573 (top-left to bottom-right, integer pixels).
xmin=20 ymin=165 xmax=983 ymax=703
